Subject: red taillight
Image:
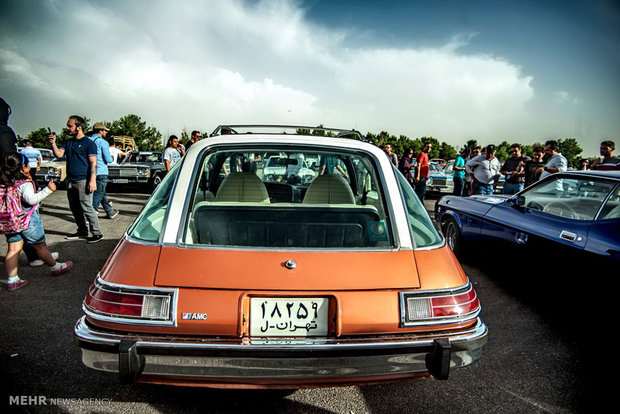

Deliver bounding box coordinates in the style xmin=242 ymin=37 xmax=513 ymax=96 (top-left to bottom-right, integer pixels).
xmin=430 ymin=289 xmax=479 ymax=318
xmin=401 ymin=284 xmax=481 ymax=326
xmin=85 ymin=285 xmax=144 ymax=317
xmin=83 ymin=280 xmax=173 ymax=321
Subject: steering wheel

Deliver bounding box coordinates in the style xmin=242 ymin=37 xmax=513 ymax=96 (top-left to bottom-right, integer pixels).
xmin=544 ymin=201 xmax=577 ymax=219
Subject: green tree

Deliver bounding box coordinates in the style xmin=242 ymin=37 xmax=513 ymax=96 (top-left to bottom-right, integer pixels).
xmin=438 ymin=142 xmax=457 ymax=160
xmin=495 ymin=140 xmax=511 ymax=162
xmin=108 ymin=114 xmax=163 ymax=151
xmin=558 ymin=138 xmax=583 ymax=168
xmin=24 ymin=128 xmax=52 ymax=148
xmin=464 ymin=139 xmax=479 ymax=152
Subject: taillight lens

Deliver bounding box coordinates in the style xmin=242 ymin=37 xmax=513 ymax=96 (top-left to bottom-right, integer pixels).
xmin=84 ymin=279 xmax=174 ymax=323
xmin=401 ymin=283 xmax=480 ymax=326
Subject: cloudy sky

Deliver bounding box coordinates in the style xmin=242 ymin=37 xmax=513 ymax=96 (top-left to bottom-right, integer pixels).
xmin=1 ymin=0 xmax=618 ymax=155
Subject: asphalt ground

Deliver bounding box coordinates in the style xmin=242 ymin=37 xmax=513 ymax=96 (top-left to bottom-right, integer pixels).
xmin=0 ymin=189 xmax=599 ymax=413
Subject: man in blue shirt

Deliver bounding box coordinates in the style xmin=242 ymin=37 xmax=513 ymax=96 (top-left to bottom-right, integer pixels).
xmin=90 ymin=123 xmax=118 ymax=219
xmin=452 ymin=148 xmax=469 ymax=196
xmin=49 ymin=115 xmax=103 ymax=243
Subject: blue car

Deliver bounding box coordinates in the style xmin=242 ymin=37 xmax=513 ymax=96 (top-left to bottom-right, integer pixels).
xmin=434 ymin=170 xmax=620 ymax=264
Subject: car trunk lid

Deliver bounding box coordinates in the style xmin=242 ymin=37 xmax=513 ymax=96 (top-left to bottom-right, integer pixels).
xmin=154 ymin=248 xmax=420 ymax=290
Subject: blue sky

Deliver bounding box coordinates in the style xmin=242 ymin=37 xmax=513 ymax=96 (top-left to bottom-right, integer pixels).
xmin=1 ymin=0 xmax=618 ymax=155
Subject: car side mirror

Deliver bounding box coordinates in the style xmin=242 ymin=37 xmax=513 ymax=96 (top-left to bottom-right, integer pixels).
xmin=514 ymin=195 xmax=525 ymax=208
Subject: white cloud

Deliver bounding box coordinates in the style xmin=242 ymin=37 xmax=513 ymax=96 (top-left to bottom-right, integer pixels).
xmin=2 ymin=0 xmax=541 ymax=146
xmin=555 ymin=90 xmax=580 ymax=105
xmin=0 ymin=49 xmax=47 ymax=89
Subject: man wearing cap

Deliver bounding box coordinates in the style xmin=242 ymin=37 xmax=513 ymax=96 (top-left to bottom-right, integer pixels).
xmin=90 ymin=123 xmax=118 ymax=219
xmin=20 ymin=139 xmax=42 ymax=172
xmin=466 ymin=144 xmax=502 ymax=195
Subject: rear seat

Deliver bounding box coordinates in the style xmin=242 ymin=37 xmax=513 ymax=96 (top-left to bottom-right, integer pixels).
xmin=192 ymin=203 xmax=382 ymax=248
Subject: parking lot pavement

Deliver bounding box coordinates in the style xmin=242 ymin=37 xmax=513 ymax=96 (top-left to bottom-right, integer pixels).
xmin=0 ymin=189 xmax=150 ymax=283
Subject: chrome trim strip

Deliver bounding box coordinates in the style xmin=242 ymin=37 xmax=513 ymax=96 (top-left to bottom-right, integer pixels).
xmin=174 ymin=143 xmax=401 ymax=250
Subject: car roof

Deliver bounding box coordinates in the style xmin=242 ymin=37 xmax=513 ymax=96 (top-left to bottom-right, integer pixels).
xmin=209 ymin=124 xmax=365 ymax=140
xmin=559 ymin=170 xmax=620 ymax=180
xmin=189 ymin=134 xmax=382 ymax=157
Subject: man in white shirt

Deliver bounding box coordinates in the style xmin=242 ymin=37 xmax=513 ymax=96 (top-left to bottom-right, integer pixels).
xmin=538 ymin=140 xmax=568 ymax=180
xmin=108 ymin=141 xmax=126 ymax=165
xmin=20 ymin=139 xmax=42 ymax=171
xmin=466 ymin=144 xmax=502 ymax=195
xmin=163 ymin=135 xmax=182 ymax=172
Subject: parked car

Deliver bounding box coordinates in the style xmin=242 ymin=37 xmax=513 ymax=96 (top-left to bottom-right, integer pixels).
xmin=426 ymin=161 xmax=454 ymax=193
xmin=434 ymin=170 xmax=620 ymax=263
xmin=107 ymin=151 xmax=165 ymax=190
xmin=75 ymin=125 xmax=487 ymax=389
xmin=430 ymin=158 xmax=447 ymax=167
xmin=263 ymin=154 xmax=316 ymax=185
xmin=18 ymin=147 xmax=65 ymax=186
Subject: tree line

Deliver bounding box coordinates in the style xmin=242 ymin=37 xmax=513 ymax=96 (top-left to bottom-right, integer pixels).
xmin=366 ymin=132 xmax=586 ymax=168
xmin=19 ymin=115 xmax=587 ymax=168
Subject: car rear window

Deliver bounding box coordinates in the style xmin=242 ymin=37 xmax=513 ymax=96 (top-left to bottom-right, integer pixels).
xmin=182 ymin=147 xmax=394 ymax=249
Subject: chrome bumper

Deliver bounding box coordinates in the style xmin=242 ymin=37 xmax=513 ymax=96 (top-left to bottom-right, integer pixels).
xmin=75 ymin=316 xmax=487 ymax=384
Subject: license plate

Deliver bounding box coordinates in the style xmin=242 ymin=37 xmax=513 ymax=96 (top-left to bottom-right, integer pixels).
xmin=112 ymin=179 xmax=129 ymax=183
xmin=250 ymin=297 xmax=328 ymax=337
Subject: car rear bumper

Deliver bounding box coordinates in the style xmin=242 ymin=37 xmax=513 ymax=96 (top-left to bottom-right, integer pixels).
xmin=75 ymin=316 xmax=487 ymax=387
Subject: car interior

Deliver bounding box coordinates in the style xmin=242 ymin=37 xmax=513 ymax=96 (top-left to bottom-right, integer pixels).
xmin=185 ymin=149 xmax=390 ymax=248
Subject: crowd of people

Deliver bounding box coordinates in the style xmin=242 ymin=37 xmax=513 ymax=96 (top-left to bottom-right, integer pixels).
xmin=0 ymin=96 xmax=202 ymax=291
xmin=1 ymin=98 xmax=74 ymax=290
xmin=391 ymin=139 xmax=619 ymax=201
xmin=2 ymin=93 xmax=619 ymax=291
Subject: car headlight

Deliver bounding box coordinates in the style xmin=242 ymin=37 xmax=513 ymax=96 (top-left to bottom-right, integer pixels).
xmin=427 ymin=177 xmax=433 ymax=186
xmin=138 ymin=168 xmax=150 ymax=177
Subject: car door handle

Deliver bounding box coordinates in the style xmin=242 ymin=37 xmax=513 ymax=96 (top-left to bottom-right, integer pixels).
xmin=559 ymin=230 xmax=577 ymax=242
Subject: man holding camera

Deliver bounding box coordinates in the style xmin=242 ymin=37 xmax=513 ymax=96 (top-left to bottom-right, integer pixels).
xmin=49 ymin=115 xmax=103 ymax=243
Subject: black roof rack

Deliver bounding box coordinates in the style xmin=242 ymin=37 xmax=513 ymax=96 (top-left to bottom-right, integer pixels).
xmin=209 ymin=125 xmax=367 ymax=141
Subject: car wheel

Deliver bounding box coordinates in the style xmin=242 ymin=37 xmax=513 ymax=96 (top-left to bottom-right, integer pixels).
xmin=442 ymin=216 xmax=463 ymax=258
xmin=151 ymin=174 xmax=162 ymax=191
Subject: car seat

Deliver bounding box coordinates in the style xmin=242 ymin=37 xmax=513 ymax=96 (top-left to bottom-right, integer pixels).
xmin=303 ymin=174 xmax=355 ymax=204
xmin=214 ymin=172 xmax=270 ymax=203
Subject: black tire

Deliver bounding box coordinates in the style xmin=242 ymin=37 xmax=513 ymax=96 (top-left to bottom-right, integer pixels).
xmin=442 ymin=216 xmax=463 ymax=258
xmin=150 ymin=174 xmax=163 ymax=191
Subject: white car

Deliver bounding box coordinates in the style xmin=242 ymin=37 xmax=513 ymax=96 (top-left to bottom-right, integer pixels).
xmin=263 ymin=154 xmax=316 ymax=185
xmin=18 ymin=147 xmax=65 ymax=185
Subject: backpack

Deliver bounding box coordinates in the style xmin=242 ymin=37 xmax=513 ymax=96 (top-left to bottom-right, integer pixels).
xmin=0 ymin=179 xmax=38 ymax=234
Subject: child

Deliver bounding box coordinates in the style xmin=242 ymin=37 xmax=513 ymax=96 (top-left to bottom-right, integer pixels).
xmin=1 ymin=152 xmax=72 ymax=290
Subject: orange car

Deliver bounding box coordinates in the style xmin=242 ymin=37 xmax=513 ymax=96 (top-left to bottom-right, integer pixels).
xmin=75 ymin=125 xmax=487 ymax=388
